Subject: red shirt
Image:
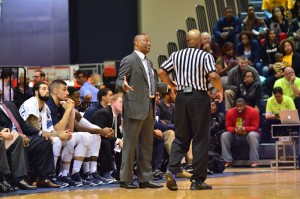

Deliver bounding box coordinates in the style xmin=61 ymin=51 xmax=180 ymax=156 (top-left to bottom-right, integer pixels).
xmin=225 ymin=105 xmax=260 ymax=134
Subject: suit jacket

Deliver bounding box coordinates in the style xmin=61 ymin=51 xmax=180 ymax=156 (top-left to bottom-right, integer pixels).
xmin=0 ymin=101 xmax=40 ymax=136
xmin=90 ymin=105 xmax=122 ymax=140
xmin=116 ymin=51 xmax=157 ymax=120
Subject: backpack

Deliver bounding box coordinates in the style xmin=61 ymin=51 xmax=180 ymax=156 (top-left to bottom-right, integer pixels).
xmin=208 ymin=151 xmax=226 ymax=173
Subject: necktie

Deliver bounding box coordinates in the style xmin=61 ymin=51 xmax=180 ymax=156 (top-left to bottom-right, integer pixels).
xmin=0 ymin=101 xmax=23 ymax=134
xmin=145 ymin=57 xmax=155 ymax=97
xmin=113 ymin=116 xmax=118 ymax=137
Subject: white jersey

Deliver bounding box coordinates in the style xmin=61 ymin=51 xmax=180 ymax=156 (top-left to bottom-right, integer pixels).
xmin=19 ymin=96 xmax=54 ymax=131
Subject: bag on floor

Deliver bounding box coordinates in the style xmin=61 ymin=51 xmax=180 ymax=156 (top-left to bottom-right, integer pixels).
xmin=208 ymin=151 xmax=225 ymax=173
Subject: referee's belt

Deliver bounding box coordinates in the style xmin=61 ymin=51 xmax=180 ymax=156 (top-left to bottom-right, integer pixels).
xmin=178 ymin=86 xmax=206 ymax=93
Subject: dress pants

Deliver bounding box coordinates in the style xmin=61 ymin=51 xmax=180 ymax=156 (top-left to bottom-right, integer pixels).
xmin=26 ymin=136 xmax=55 ymax=181
xmin=120 ymin=102 xmax=154 ymax=183
xmin=168 ymin=90 xmax=210 ymax=182
xmin=0 ymin=139 xmax=11 ymax=177
xmin=152 ymin=137 xmax=164 ymax=170
xmin=98 ymin=137 xmax=115 ymax=175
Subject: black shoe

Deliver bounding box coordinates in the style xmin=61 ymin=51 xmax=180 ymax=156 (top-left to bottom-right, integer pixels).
xmin=2 ymin=180 xmax=18 ymax=192
xmin=49 ymin=176 xmax=69 ymax=188
xmin=139 ymin=181 xmax=163 ymax=189
xmin=16 ymin=179 xmax=37 ymax=190
xmin=120 ymin=182 xmax=138 ymax=189
xmin=190 ymin=181 xmax=212 ymax=190
xmin=165 ymin=170 xmax=178 ymax=191
xmin=0 ymin=181 xmax=9 ymax=193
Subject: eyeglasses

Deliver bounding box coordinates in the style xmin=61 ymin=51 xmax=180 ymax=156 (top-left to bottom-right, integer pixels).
xmin=33 ymin=76 xmax=40 ymax=78
xmin=75 ymin=76 xmax=84 ymax=79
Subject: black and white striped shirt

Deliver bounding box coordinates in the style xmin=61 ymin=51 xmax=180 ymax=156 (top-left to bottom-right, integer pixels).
xmin=160 ymin=47 xmax=217 ymax=91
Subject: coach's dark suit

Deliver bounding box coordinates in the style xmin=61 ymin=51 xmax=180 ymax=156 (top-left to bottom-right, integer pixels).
xmin=0 ymin=101 xmax=55 ymax=181
xmin=90 ymin=105 xmax=122 ymax=176
xmin=116 ymin=51 xmax=157 ymax=183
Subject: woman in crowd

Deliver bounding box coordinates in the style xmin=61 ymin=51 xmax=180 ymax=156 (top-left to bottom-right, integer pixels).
xmin=236 ymin=31 xmax=265 ymax=76
xmin=215 ymin=42 xmax=238 ymax=88
xmin=261 ymin=28 xmax=280 ymax=78
xmin=267 ymin=6 xmax=289 ymax=41
xmin=279 ymin=39 xmax=300 ymax=76
xmin=262 ymin=87 xmax=296 ymax=143
xmin=209 ymin=100 xmax=225 ymax=154
xmin=235 ymin=69 xmax=261 ymax=112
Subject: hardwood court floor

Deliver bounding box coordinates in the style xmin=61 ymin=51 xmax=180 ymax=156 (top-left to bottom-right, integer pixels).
xmin=4 ymin=168 xmax=300 ymax=199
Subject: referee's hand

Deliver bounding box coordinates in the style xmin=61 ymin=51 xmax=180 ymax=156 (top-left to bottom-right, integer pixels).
xmin=213 ymin=90 xmax=223 ymax=103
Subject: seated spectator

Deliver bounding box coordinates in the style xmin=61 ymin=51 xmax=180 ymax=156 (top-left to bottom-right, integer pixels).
xmin=46 ymin=80 xmax=110 ymax=186
xmin=288 ymin=7 xmax=300 ymax=52
xmin=13 ymin=73 xmax=32 ymax=103
xmin=236 ymin=31 xmax=266 ymax=77
xmin=279 ymin=39 xmax=300 ymax=77
xmin=200 ymin=32 xmax=221 ymax=61
xmin=267 ymin=6 xmax=289 ymax=41
xmin=235 ymin=70 xmax=261 ymax=112
xmin=0 ymin=96 xmax=61 ymax=188
xmin=0 ymin=128 xmax=36 ymax=191
xmin=215 ymin=42 xmax=238 ymax=88
xmin=221 ymin=98 xmax=260 ymax=168
xmin=290 ymin=0 xmax=300 ymax=19
xmin=262 ymin=52 xmax=286 ymax=97
xmin=225 ymin=55 xmax=260 ymax=111
xmin=84 ymin=88 xmax=113 ymax=121
xmin=274 ymin=67 xmax=300 ymax=117
xmin=19 ymin=82 xmax=72 ymax=178
xmin=213 ymin=6 xmax=242 ymax=47
xmin=261 ymin=28 xmax=280 ymax=78
xmin=243 ymin=4 xmax=267 ymax=41
xmin=262 ymin=0 xmax=293 ymax=19
xmin=74 ymin=70 xmax=99 ymax=102
xmin=33 ymin=70 xmax=46 ymax=84
xmin=261 ymin=87 xmax=296 ymax=143
xmin=89 ymin=93 xmax=123 ymax=182
xmin=0 ymin=69 xmax=14 ymax=101
xmin=209 ymin=100 xmax=225 ymax=154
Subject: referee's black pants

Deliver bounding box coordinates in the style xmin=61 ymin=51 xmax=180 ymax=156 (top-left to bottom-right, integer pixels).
xmin=168 ymin=90 xmax=210 ymax=182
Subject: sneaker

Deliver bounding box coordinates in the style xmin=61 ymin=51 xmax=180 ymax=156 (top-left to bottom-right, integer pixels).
xmin=176 ymin=170 xmax=192 ymax=178
xmin=251 ymin=162 xmax=258 ymax=168
xmin=165 ymin=170 xmax=178 ymax=191
xmin=225 ymin=162 xmax=232 ymax=167
xmin=71 ymin=172 xmax=91 ymax=186
xmin=190 ymin=180 xmax=212 ymax=190
xmin=59 ymin=175 xmax=83 ymax=187
xmin=90 ymin=172 xmax=104 ymax=184
xmin=82 ymin=173 xmax=102 ymax=186
xmin=48 ymin=175 xmax=69 ymax=188
xmin=153 ymin=169 xmax=164 ymax=180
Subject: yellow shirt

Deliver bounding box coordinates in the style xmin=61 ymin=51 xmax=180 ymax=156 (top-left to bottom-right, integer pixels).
xmin=283 ymin=53 xmax=293 ymax=68
xmin=262 ymin=0 xmax=294 ymax=13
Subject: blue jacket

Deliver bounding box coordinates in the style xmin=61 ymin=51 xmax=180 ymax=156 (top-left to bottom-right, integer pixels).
xmin=236 ymin=40 xmax=261 ymax=65
xmin=213 ymin=16 xmax=242 ymax=40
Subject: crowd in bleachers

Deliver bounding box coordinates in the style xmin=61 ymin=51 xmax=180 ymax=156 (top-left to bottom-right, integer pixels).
xmin=2 ymin=1 xmax=300 ymax=194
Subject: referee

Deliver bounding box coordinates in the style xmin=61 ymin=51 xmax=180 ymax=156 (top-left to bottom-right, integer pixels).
xmin=158 ymin=29 xmax=223 ymax=191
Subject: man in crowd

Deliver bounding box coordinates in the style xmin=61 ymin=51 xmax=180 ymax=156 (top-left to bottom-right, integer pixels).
xmin=0 ymin=69 xmax=14 ymax=101
xmin=221 ymin=98 xmax=260 ymax=168
xmin=84 ymin=88 xmax=113 ymax=121
xmin=213 ymin=6 xmax=242 ymax=47
xmin=225 ymin=55 xmax=260 ymax=110
xmin=33 ymin=70 xmax=46 ymax=84
xmin=74 ymin=70 xmax=99 ymax=102
xmin=0 ymin=90 xmax=62 ymax=188
xmin=0 ymin=128 xmax=34 ymax=192
xmin=90 ymin=93 xmax=123 ymax=182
